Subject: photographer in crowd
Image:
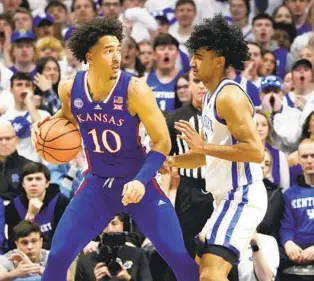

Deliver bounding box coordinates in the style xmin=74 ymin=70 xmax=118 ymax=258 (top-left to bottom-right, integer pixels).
xmin=75 ymin=213 xmax=152 ymax=281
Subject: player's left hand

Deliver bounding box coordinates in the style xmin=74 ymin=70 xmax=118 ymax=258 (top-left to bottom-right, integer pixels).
xmin=175 ymin=120 xmax=204 ymax=153
xmin=122 ymin=180 xmax=145 ymax=206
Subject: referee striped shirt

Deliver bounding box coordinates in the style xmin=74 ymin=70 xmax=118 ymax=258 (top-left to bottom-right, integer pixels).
xmin=166 ymin=104 xmax=205 ymax=179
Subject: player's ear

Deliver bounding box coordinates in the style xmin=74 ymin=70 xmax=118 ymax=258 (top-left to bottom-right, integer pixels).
xmin=215 ymin=57 xmax=225 ymax=69
xmin=86 ymin=52 xmax=93 ymax=65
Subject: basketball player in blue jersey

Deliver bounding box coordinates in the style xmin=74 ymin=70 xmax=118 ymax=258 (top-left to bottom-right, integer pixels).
xmin=168 ymin=14 xmax=268 ymax=281
xmin=31 ymin=18 xmax=199 ymax=281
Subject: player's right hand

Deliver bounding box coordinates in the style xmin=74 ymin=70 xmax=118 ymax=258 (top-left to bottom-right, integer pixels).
xmin=159 ymin=158 xmax=171 ymax=174
xmin=122 ymin=180 xmax=145 ymax=206
xmin=94 ymin=262 xmax=112 ymax=280
xmin=31 ymin=116 xmax=51 ymax=148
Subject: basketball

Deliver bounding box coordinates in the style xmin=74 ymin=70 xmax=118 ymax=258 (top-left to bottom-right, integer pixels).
xmin=35 ymin=118 xmax=82 ymax=164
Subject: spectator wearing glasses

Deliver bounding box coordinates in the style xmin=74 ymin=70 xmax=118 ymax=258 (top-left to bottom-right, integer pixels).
xmin=174 ymin=73 xmax=191 ymax=108
xmin=0 ymin=119 xmax=31 ymax=201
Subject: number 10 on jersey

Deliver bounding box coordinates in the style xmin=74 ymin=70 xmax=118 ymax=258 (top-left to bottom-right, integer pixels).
xmin=88 ymin=129 xmax=122 ymax=153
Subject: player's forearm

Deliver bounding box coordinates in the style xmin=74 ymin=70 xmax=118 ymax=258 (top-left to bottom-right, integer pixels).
xmin=199 ymin=142 xmax=264 ymax=163
xmin=51 ymin=109 xmax=65 ymax=119
xmin=171 ymin=151 xmax=206 ymax=169
xmin=151 ymin=138 xmax=171 ymax=157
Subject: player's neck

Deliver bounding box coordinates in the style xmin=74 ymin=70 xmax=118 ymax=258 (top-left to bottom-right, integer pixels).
xmin=192 ymin=98 xmax=202 ymax=112
xmin=87 ymin=69 xmax=117 ymax=98
xmin=204 ymin=74 xmax=226 ymax=94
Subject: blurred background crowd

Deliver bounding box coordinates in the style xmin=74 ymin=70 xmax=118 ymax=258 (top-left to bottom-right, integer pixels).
xmin=0 ymin=0 xmax=314 ymax=281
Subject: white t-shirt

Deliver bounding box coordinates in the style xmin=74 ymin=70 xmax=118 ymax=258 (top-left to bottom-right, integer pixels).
xmin=238 ymin=234 xmax=279 ymax=281
xmin=3 ymin=108 xmax=50 ymax=162
xmin=169 ymin=22 xmax=192 ymax=46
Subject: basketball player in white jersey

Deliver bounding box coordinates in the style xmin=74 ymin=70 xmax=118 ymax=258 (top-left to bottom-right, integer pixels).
xmin=168 ymin=14 xmax=268 ymax=281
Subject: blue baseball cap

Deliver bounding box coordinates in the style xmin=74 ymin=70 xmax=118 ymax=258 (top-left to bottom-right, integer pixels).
xmin=11 ymin=29 xmax=36 ymax=44
xmin=33 ymin=13 xmax=54 ymax=28
xmin=261 ymin=75 xmax=283 ymax=91
xmin=64 ymin=26 xmax=76 ymax=42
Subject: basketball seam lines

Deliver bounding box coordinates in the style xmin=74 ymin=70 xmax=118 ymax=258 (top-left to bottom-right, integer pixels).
xmin=42 ymin=118 xmax=64 ymax=163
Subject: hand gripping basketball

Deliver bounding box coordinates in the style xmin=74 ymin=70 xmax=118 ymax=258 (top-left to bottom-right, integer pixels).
xmin=33 ymin=117 xmax=82 ymax=164
xmin=31 ymin=116 xmax=51 ymax=149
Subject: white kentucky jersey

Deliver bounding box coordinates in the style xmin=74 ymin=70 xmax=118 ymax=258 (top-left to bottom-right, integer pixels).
xmin=202 ymin=78 xmax=263 ymax=196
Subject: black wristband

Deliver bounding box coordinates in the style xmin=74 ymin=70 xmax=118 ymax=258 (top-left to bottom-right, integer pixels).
xmin=251 ymin=244 xmax=259 ymax=252
xmin=65 ymin=175 xmax=74 ymax=181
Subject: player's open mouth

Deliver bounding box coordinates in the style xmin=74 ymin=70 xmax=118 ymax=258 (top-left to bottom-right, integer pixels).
xmin=164 ymin=57 xmax=170 ymax=62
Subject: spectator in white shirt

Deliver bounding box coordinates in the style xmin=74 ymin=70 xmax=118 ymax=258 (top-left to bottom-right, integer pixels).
xmin=169 ymin=0 xmax=197 ymax=47
xmin=229 ymin=0 xmax=252 ymax=39
xmin=272 ymin=59 xmax=314 ymax=153
xmin=3 ymin=72 xmax=50 ymax=162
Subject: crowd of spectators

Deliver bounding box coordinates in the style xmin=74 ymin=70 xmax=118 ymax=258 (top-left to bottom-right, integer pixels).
xmin=0 ymin=0 xmax=314 ymax=281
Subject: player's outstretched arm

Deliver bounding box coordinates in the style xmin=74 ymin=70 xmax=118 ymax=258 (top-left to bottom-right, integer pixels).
xmin=128 ymin=77 xmax=171 ymax=156
xmin=176 ymin=86 xmax=264 ymax=163
xmin=168 ymin=150 xmax=206 ymax=169
xmin=121 ymin=77 xmax=171 ymax=205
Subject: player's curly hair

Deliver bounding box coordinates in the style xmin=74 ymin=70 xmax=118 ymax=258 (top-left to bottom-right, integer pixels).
xmin=68 ymin=17 xmax=124 ymax=64
xmin=185 ymin=14 xmax=250 ymax=71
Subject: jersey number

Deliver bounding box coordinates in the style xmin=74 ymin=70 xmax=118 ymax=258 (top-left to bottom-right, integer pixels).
xmin=88 ymin=129 xmax=121 ymax=153
xmin=159 ymin=100 xmax=166 ymax=111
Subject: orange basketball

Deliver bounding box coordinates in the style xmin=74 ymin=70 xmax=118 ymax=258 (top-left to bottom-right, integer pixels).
xmin=35 ymin=118 xmax=82 ymax=164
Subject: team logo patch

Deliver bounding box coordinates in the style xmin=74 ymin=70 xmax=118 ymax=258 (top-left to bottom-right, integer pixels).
xmin=74 ymin=98 xmax=83 ymax=109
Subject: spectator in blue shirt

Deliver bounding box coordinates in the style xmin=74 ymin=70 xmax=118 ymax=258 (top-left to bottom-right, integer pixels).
xmin=279 ymin=138 xmax=314 ymax=278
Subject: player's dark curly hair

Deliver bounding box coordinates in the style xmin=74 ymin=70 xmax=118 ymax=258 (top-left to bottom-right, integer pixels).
xmin=185 ymin=14 xmax=250 ymax=70
xmin=68 ymin=17 xmax=124 ymax=64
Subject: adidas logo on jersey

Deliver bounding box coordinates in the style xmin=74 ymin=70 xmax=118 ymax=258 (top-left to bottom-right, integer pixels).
xmin=94 ymin=104 xmax=102 ymax=110
xmin=158 ymin=199 xmax=166 ymax=206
